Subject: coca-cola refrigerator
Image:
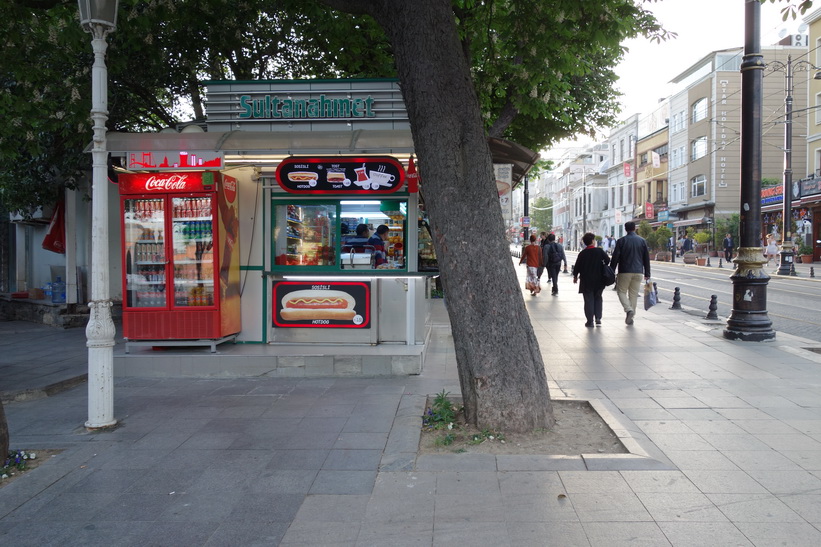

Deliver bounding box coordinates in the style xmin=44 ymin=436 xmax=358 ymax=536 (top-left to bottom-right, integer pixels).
xmin=118 ymin=171 xmax=241 ymax=340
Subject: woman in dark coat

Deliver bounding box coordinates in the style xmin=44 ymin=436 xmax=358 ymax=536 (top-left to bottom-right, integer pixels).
xmin=573 ymin=232 xmax=610 ymax=327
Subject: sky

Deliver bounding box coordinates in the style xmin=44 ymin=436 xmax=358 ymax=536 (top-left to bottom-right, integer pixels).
xmin=544 ymin=0 xmax=807 ymax=163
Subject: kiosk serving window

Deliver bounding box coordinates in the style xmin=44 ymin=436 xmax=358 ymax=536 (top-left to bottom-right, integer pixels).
xmin=272 ymin=199 xmax=407 ymax=271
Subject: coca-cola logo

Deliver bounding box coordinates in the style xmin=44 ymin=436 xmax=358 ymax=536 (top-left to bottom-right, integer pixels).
xmin=223 ymin=175 xmax=237 ymax=203
xmin=145 ymin=174 xmax=189 ymax=191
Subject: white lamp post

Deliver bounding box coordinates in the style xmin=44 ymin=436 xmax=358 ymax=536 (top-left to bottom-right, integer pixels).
xmin=78 ymin=0 xmax=118 ymax=429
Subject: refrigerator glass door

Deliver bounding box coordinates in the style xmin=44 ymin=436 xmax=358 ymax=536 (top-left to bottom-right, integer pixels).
xmin=123 ymin=197 xmax=167 ymax=308
xmin=170 ymin=196 xmax=215 ymax=307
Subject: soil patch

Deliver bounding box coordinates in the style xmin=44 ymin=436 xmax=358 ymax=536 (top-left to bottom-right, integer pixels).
xmin=419 ymin=398 xmax=627 ymax=455
xmin=0 ymin=449 xmax=63 ymax=488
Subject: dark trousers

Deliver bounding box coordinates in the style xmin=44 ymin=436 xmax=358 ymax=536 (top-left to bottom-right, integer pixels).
xmin=724 ymin=248 xmax=732 ymax=261
xmin=547 ymin=264 xmax=561 ymax=292
xmin=582 ymin=287 xmax=604 ymax=323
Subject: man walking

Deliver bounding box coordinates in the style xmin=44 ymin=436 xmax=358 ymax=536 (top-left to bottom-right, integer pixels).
xmin=610 ymin=221 xmax=651 ymax=325
xmin=723 ymin=233 xmax=734 ymax=262
xmin=542 ymin=233 xmax=567 ymax=295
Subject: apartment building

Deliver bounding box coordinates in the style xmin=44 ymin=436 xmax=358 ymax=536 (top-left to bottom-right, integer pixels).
xmin=666 ymin=46 xmax=808 ymax=237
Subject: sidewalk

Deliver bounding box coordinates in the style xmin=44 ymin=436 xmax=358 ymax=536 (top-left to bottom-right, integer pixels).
xmin=2 ymin=265 xmax=821 ymax=546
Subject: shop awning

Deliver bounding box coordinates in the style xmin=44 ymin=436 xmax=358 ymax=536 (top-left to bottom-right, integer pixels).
xmin=673 ymin=218 xmax=705 ymax=227
xmin=102 ymin=130 xmax=539 ymax=184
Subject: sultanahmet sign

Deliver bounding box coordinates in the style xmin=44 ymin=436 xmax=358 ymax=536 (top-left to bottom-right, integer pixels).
xmin=238 ymin=94 xmax=376 ymax=120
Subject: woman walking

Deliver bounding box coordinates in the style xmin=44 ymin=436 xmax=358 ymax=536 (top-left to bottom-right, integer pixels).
xmin=519 ymin=234 xmax=543 ymax=296
xmin=764 ymin=234 xmax=779 ymax=265
xmin=573 ymin=232 xmax=610 ymax=327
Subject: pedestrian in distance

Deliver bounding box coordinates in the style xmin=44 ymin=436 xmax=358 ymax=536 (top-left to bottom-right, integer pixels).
xmin=536 ymin=231 xmax=548 ymax=282
xmin=609 ymin=221 xmax=651 ymax=325
xmin=764 ymin=234 xmax=779 ymax=265
xmin=573 ymin=232 xmax=610 ymax=327
xmin=542 ymin=233 xmax=567 ymax=295
xmin=519 ymin=234 xmax=543 ymax=296
xmin=723 ymin=233 xmax=734 ymax=262
xmin=681 ymin=233 xmax=693 ymax=256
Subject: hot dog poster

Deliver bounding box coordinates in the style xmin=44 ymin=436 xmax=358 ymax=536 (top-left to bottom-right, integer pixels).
xmin=273 ymin=281 xmax=371 ymax=328
xmin=275 ymin=156 xmax=405 ymax=194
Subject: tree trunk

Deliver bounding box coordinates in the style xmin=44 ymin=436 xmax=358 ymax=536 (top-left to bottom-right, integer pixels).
xmin=321 ymin=0 xmax=554 ymax=432
xmin=0 ymin=399 xmax=8 ymax=460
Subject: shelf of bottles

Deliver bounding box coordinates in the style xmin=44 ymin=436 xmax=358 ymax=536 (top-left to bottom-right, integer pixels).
xmin=124 ymin=198 xmax=167 ymax=308
xmin=275 ymin=204 xmax=335 ymax=266
xmin=171 ymin=196 xmax=215 ymax=307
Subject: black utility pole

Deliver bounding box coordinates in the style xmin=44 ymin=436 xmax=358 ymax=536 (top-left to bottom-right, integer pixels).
xmin=777 ymin=55 xmax=797 ymax=276
xmin=724 ymin=0 xmax=775 ymax=341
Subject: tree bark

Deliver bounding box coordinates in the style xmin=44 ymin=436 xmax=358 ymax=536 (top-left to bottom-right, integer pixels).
xmin=0 ymin=399 xmax=8 ymax=461
xmin=320 ymin=0 xmax=553 ymax=432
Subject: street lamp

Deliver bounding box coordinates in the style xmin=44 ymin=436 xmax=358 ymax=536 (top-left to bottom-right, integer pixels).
xmin=767 ymin=55 xmax=821 ymax=276
xmin=78 ymin=0 xmax=119 ymax=429
xmin=725 ymin=0 xmax=774 ymax=341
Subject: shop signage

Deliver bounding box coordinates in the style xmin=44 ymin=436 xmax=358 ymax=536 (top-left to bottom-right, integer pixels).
xmin=801 ymin=177 xmax=821 ymax=197
xmin=276 ymin=156 xmax=405 ymax=194
xmin=521 ymin=216 xmax=530 ymax=227
xmin=238 ymin=94 xmax=376 ymax=120
xmin=761 ymin=184 xmax=783 ymax=205
xmin=127 ymin=150 xmax=223 ymax=171
xmin=118 ymin=172 xmax=215 ymax=194
xmin=623 ymin=162 xmax=632 ymax=178
xmin=272 ymin=281 xmax=371 ymax=328
xmin=658 ymin=210 xmax=669 ymax=221
xmin=645 ymin=201 xmax=654 ymax=219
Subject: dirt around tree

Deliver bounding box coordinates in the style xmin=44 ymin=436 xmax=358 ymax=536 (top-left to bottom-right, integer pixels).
xmin=0 ymin=449 xmax=63 ymax=489
xmin=419 ymin=398 xmax=627 ymax=456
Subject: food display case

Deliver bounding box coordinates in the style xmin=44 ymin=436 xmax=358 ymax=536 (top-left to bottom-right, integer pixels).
xmin=274 ymin=203 xmax=335 ymax=266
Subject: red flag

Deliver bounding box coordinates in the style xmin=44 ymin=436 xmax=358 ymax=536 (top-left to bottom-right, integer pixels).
xmin=42 ymin=200 xmax=66 ymax=254
xmin=407 ymin=156 xmax=419 ymax=193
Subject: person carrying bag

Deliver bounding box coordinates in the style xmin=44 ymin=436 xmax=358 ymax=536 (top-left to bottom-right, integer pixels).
xmin=573 ymin=232 xmax=610 ymax=327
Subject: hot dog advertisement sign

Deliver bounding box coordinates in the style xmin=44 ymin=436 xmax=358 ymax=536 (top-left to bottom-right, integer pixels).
xmin=275 ymin=156 xmax=405 ymax=194
xmin=273 ymin=281 xmax=371 ymax=328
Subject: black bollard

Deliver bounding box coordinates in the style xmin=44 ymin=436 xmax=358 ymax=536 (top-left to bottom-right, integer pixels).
xmin=653 ymin=282 xmax=660 ymax=302
xmin=706 ymin=295 xmax=718 ymax=320
xmin=670 ymin=287 xmax=682 ymax=310
xmin=706 ymin=257 xmax=712 ymax=267
xmin=811 ymin=267 xmax=815 ymax=278
xmin=718 ymin=258 xmax=723 ymax=268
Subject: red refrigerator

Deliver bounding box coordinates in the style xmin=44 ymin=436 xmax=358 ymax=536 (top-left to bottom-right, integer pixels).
xmin=118 ymin=171 xmax=241 ymax=340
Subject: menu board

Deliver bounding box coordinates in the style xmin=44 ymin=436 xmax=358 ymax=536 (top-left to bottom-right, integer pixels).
xmin=272 ymin=281 xmax=371 ymax=328
xmin=276 ymin=157 xmax=405 ymax=194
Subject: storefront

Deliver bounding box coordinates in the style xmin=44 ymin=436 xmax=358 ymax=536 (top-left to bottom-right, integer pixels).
xmin=761 ymin=181 xmax=816 ymax=260
xmin=104 ymin=79 xmax=537 ymax=374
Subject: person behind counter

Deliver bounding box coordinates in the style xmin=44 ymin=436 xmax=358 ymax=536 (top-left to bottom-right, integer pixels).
xmin=369 ymin=224 xmax=389 ymax=267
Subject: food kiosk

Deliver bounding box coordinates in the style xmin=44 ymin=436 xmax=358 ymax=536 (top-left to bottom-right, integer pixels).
xmin=105 ymin=78 xmax=533 ymax=377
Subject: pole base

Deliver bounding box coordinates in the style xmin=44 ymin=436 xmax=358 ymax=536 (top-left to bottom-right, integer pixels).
xmin=723 ymin=247 xmax=775 ymax=341
xmin=776 ymin=244 xmax=794 ymax=276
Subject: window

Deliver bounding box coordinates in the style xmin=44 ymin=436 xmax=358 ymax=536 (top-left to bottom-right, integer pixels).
xmin=671 ymin=110 xmax=687 ymax=133
xmin=671 ymin=181 xmax=685 ymax=202
xmin=272 ymin=199 xmax=408 ymax=270
xmin=816 ymin=93 xmax=821 ymax=125
xmin=654 ymin=144 xmax=668 ymax=157
xmin=691 ymin=175 xmax=706 ymax=197
xmin=691 ymin=98 xmax=708 ymax=124
xmin=691 ymin=137 xmax=707 ymax=161
xmin=817 ymin=37 xmax=821 ymax=67
xmin=639 ymin=153 xmax=648 ymax=166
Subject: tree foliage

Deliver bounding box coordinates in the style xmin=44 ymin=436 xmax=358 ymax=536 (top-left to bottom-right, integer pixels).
xmin=529 ymin=196 xmax=553 ymax=235
xmin=454 ymin=0 xmax=671 ymax=151
xmin=1 ymin=0 xmax=667 ymax=215
xmin=0 ymin=0 xmax=394 ymax=215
